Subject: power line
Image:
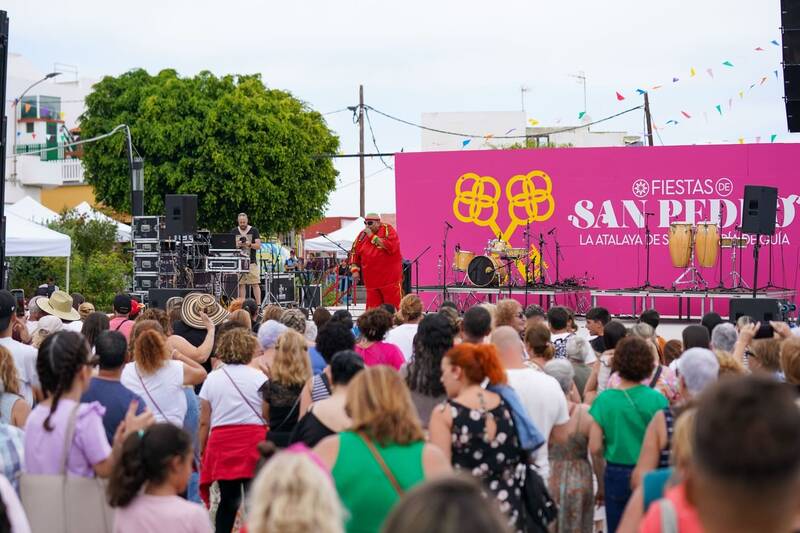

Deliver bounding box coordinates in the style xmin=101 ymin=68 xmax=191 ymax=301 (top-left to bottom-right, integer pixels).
xmin=364 ymin=109 xmax=393 ymax=170
xmin=336 ymin=166 xmax=391 ymax=190
xmin=5 ymin=124 xmax=129 ymax=159
xmin=364 ymin=104 xmax=644 ymax=139
xmin=322 ymin=107 xmax=350 ymax=116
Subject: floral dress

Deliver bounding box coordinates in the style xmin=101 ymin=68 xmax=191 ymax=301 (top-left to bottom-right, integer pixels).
xmin=548 ymin=408 xmax=593 ymax=533
xmin=448 ymin=399 xmax=526 ymax=533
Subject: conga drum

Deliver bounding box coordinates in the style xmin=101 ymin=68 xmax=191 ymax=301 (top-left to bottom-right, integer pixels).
xmin=695 ymin=222 xmax=719 ymax=268
xmin=668 ymin=223 xmax=693 ymax=268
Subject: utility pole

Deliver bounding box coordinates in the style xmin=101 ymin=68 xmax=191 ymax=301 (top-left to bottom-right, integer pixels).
xmin=644 ymin=92 xmax=654 ymax=147
xmin=359 ymin=85 xmax=365 ymax=218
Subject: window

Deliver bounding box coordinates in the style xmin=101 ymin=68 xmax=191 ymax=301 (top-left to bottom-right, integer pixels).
xmin=26 ymin=123 xmax=34 ymax=133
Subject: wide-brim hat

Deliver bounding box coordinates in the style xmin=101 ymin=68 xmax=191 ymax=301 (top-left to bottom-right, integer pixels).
xmin=38 ymin=290 xmax=80 ymax=321
xmin=180 ymin=293 xmax=228 ymax=329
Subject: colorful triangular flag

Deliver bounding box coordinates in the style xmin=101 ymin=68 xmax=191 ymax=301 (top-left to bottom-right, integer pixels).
xmin=755 ymin=47 xmax=765 ymax=51
xmin=739 ymin=90 xmax=744 ymax=99
xmin=771 ymin=134 xmax=778 ymax=142
xmin=578 ymin=111 xmax=586 ymax=120
xmin=651 ymin=85 xmax=663 ymax=90
xmin=772 ymin=40 xmax=780 ymax=46
xmin=760 ymin=76 xmax=768 ymax=85
xmin=462 ymin=139 xmax=471 ymax=148
xmin=528 ymin=119 xmax=539 ymax=126
xmin=681 ymin=111 xmax=691 ymax=119
xmin=774 ymin=70 xmax=780 ymax=81
xmin=716 ymin=105 xmax=722 ymax=115
xmin=31 ymin=133 xmax=36 ymax=139
xmin=738 ymin=138 xmax=745 ymax=144
xmin=666 ymin=120 xmax=678 ymax=125
xmin=635 ymin=89 xmax=647 ymax=95
xmin=707 ymin=68 xmax=714 ymax=78
xmin=616 ymin=91 xmax=625 ymax=101
xmin=690 ymin=67 xmax=696 ymax=77
xmin=749 ymin=83 xmax=756 ymax=90
xmin=505 ymin=128 xmax=515 ymax=134
xmin=672 ymin=77 xmax=680 ymax=83
xmin=722 ymin=61 xmax=734 ymax=67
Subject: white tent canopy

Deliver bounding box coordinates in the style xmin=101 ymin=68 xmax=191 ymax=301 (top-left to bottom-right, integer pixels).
xmin=6 ymin=211 xmax=71 ymax=257
xmin=7 ymin=196 xmax=59 ymax=225
xmin=73 ymin=202 xmax=131 ymax=242
xmin=304 ymin=217 xmax=364 ymax=255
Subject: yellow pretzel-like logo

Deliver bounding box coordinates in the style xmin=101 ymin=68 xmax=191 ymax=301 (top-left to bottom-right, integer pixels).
xmin=453 ymin=169 xmax=555 ymax=279
xmin=452 ymin=173 xmax=502 ymax=231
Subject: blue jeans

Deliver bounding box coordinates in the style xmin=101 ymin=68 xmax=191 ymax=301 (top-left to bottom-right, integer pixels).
xmin=604 ymin=463 xmax=634 ymax=533
xmin=183 ymin=388 xmax=201 ymax=503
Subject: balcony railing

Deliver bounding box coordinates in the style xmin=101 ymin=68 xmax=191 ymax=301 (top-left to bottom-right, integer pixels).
xmin=15 ymin=143 xmax=77 ymax=161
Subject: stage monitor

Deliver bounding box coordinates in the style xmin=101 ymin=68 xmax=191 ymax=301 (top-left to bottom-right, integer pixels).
xmin=741 ymin=185 xmax=778 ymax=235
xmin=729 ymin=298 xmax=781 ymax=323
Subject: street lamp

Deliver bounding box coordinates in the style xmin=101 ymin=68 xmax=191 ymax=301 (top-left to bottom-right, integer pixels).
xmin=11 ymin=71 xmax=61 ymax=181
xmin=131 ymin=157 xmax=144 ymax=217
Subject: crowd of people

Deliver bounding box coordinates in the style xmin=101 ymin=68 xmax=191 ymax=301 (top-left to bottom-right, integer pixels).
xmin=0 ymin=286 xmax=798 ymax=533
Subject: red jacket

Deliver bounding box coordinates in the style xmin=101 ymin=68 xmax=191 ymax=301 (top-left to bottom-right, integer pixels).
xmin=350 ymin=223 xmax=403 ymax=289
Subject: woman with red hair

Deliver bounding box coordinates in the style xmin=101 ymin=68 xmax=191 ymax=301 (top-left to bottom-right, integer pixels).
xmin=429 ymin=343 xmax=526 ymax=532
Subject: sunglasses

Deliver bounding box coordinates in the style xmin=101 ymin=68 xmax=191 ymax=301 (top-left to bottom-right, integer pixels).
xmin=365 ymin=221 xmax=376 ymax=226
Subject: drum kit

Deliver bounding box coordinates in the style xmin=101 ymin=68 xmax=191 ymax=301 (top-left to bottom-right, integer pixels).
xmin=453 ymin=239 xmax=528 ymax=287
xmin=668 ymin=221 xmax=748 ymax=289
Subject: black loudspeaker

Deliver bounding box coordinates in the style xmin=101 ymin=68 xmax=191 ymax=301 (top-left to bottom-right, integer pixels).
xmin=740 ymin=185 xmax=778 ymax=235
xmin=729 ymin=298 xmax=781 ymax=323
xmin=147 ymin=288 xmax=205 ymax=310
xmin=783 ymin=0 xmax=800 ymax=130
xmin=164 ymin=195 xmax=197 ymax=236
xmin=402 ymin=259 xmax=412 ymax=295
xmin=268 ymin=274 xmax=295 ymax=304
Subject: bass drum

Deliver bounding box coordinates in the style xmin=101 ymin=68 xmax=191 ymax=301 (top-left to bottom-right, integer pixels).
xmin=668 ymin=223 xmax=693 ymax=268
xmin=467 ymin=255 xmax=507 ymax=287
xmin=695 ymin=222 xmax=719 ymax=268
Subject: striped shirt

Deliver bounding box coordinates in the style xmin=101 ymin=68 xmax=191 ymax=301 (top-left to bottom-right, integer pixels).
xmin=310 ymin=373 xmax=332 ymax=403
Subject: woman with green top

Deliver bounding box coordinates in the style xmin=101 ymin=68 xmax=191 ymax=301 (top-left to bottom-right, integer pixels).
xmin=589 ymin=336 xmax=668 ymax=533
xmin=314 ymin=366 xmax=451 ymax=533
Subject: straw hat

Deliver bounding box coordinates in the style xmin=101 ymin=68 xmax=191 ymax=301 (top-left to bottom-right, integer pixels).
xmin=38 ymin=290 xmax=80 ymax=321
xmin=180 ymin=293 xmax=228 ymax=329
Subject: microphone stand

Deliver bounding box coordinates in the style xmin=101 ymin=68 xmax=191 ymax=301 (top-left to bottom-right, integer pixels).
xmin=716 ymin=203 xmax=725 ymax=290
xmin=538 ymin=233 xmax=546 ymax=286
xmin=630 ymin=211 xmax=663 ymax=290
xmin=523 ymin=221 xmax=530 ymax=306
xmin=317 ymin=232 xmax=353 ymax=311
xmin=552 ymin=228 xmax=563 ymax=286
xmin=442 ymin=222 xmax=451 ymax=304
xmin=408 ymin=245 xmax=432 ymax=294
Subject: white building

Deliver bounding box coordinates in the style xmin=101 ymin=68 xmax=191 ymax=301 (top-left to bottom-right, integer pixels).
xmin=420 ymin=111 xmax=640 ymax=151
xmin=4 ymin=54 xmax=97 ymax=209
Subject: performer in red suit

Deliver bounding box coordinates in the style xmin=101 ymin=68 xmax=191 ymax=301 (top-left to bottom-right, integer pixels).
xmin=350 ymin=213 xmax=403 ymax=309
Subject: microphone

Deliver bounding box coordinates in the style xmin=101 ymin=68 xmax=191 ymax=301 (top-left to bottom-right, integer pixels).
xmin=445 ymin=220 xmax=453 ymax=229
xmin=547 ymin=228 xmax=556 ymax=235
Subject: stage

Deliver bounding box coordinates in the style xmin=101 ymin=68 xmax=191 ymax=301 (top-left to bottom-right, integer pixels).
xmin=414 ymin=283 xmax=795 ymax=319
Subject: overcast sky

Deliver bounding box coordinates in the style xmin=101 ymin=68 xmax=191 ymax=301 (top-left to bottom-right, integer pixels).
xmin=5 ymin=0 xmax=792 ymax=215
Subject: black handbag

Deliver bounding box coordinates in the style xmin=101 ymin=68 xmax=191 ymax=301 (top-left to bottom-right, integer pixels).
xmin=521 ymin=460 xmax=558 ymax=532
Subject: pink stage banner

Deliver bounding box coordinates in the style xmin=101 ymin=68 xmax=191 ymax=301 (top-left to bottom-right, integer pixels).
xmin=395 ymin=144 xmax=800 ymax=315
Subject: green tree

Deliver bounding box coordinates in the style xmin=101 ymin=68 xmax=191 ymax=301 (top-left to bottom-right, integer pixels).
xmin=80 ymin=70 xmax=339 ymax=234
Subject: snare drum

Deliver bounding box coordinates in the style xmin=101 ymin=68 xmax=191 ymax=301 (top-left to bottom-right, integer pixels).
xmin=467 ymin=255 xmax=507 ymax=287
xmin=453 ymin=250 xmax=475 ymax=272
xmin=695 ymin=222 xmax=719 ymax=268
xmin=668 ymin=223 xmax=693 ymax=268
xmin=486 ymin=239 xmax=509 ymax=256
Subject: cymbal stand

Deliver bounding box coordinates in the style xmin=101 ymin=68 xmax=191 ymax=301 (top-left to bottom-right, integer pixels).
xmin=552 ymin=228 xmax=563 ymax=286
xmin=730 ymin=227 xmax=748 ymax=290
xmin=426 ymin=254 xmax=444 ymax=311
xmin=523 ymin=220 xmax=530 ymax=306
xmin=631 ymin=212 xmax=663 ymax=290
xmin=716 ymin=204 xmax=725 ymax=289
xmin=538 ymin=233 xmax=546 ymax=286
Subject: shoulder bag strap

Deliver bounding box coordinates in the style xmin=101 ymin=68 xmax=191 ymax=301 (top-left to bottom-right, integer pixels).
xmin=648 ymin=365 xmax=664 ymax=389
xmin=221 ymin=366 xmax=266 ymax=424
xmin=135 ymin=366 xmax=172 ymax=423
xmin=622 ymin=388 xmax=651 ymax=427
xmin=59 ymin=402 xmax=82 ymax=475
xmin=659 ymin=498 xmax=679 ymax=533
xmin=270 ymin=391 xmax=302 ymax=432
xmin=357 ymin=431 xmax=404 ymax=496
xmin=114 ymin=319 xmax=129 ymax=332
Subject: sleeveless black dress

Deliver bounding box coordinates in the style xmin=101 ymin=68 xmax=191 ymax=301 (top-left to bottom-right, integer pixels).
xmin=448 ymin=398 xmax=526 ymax=532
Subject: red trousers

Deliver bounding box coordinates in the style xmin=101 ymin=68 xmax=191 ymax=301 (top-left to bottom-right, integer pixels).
xmin=366 ymin=283 xmax=402 ymax=309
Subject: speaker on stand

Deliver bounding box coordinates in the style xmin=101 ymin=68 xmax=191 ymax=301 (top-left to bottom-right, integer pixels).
xmin=740 ymin=185 xmax=779 ymax=297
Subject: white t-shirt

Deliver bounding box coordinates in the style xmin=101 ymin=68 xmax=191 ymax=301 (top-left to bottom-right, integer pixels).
xmin=385 ymin=323 xmax=419 ymax=362
xmin=63 ymin=321 xmax=83 ymax=333
xmin=0 ymin=337 xmax=39 ymax=405
xmin=121 ymin=360 xmax=186 ymax=425
xmin=506 ymin=367 xmax=569 ymax=482
xmin=25 ymin=320 xmax=38 ymax=336
xmin=199 ymin=364 xmax=268 ymax=428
